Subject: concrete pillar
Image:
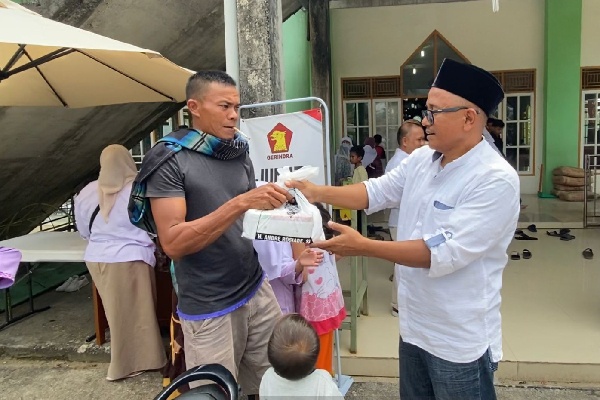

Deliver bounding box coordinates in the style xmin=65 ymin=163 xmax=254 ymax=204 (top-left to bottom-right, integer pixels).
xmin=309 ymin=0 xmax=331 ymax=114
xmin=236 ymin=0 xmax=285 ymax=118
xmin=224 ymin=0 xmax=240 ymax=83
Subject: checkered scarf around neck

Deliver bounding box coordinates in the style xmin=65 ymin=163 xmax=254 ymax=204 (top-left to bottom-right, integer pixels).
xmin=181 ymin=128 xmax=250 ymax=161
xmin=128 ymin=128 xmax=249 ymax=234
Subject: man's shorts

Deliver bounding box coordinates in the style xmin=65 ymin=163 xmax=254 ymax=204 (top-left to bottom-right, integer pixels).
xmin=181 ymin=279 xmax=282 ymax=394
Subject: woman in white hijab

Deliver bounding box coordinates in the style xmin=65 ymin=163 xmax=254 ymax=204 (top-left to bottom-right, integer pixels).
xmin=75 ymin=144 xmax=166 ymax=381
xmin=334 ymin=136 xmax=353 ymax=185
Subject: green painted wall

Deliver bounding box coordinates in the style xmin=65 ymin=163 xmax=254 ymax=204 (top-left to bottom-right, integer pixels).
xmin=282 ymin=10 xmax=311 ymax=113
xmin=542 ymin=0 xmax=582 ymax=195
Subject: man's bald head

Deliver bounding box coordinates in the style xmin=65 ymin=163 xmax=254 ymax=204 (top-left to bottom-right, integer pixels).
xmin=397 ymin=120 xmax=426 ymax=154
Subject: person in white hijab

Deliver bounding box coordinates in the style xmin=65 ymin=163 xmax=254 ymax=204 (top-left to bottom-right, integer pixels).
xmin=75 ymin=144 xmax=166 ymax=381
xmin=334 ymin=136 xmax=353 ymax=185
xmin=97 ymin=145 xmax=138 ymax=222
xmin=362 ymin=139 xmax=377 ymax=174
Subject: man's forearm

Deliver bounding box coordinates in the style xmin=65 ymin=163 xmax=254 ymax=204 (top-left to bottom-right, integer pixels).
xmin=363 ymin=238 xmax=431 ymax=268
xmin=162 ymin=198 xmax=247 ymax=260
xmin=315 ymin=183 xmax=369 ymax=210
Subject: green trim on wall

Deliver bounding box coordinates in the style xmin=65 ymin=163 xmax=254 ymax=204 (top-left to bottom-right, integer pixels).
xmin=282 ymin=10 xmax=311 ymax=113
xmin=542 ymin=0 xmax=582 ymax=195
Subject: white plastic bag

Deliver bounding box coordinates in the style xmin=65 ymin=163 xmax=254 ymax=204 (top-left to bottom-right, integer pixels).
xmin=276 ymin=166 xmax=320 ymax=185
xmin=242 ymin=166 xmax=324 ymax=243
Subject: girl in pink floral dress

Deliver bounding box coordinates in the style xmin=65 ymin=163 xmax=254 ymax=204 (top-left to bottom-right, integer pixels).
xmin=293 ymin=203 xmax=346 ymax=375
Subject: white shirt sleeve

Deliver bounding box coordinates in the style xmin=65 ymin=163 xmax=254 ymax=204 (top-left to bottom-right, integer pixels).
xmin=425 ymin=175 xmax=520 ymax=278
xmin=74 ymin=184 xmax=93 ymax=240
xmin=364 ymin=157 xmax=407 ymax=214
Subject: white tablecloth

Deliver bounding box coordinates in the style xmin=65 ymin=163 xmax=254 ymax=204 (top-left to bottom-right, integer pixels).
xmin=0 ymin=231 xmax=86 ymax=263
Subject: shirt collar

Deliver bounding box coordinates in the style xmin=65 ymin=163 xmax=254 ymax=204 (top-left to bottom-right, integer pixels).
xmin=430 ymin=139 xmax=487 ymax=170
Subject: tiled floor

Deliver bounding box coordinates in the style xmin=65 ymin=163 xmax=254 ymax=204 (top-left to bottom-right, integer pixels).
xmin=519 ymin=194 xmax=584 ymax=228
xmin=335 ymin=207 xmax=600 ymax=383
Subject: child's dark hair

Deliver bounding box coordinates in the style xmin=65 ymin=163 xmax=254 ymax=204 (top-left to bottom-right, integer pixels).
xmin=313 ymin=202 xmax=335 ymax=240
xmin=349 ymin=145 xmax=364 ymax=159
xmin=267 ymin=314 xmax=320 ymax=381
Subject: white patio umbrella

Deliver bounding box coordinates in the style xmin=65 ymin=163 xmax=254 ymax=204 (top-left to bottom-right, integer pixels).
xmin=0 ymin=0 xmax=193 ymax=108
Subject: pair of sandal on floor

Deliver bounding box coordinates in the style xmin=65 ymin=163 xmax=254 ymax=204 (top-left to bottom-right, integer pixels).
xmin=511 ymin=249 xmax=531 ymax=260
xmin=546 ymin=228 xmax=575 ymax=241
xmin=514 ymin=225 xmax=538 ymax=241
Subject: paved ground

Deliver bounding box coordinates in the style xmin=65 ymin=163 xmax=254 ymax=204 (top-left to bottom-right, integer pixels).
xmin=0 ymin=280 xmax=121 ymax=363
xmin=2 ymin=358 xmax=600 ymax=400
xmin=2 ymin=280 xmax=600 ymax=399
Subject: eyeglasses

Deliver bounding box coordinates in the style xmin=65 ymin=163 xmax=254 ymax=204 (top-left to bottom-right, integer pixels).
xmin=421 ymin=107 xmax=479 ymax=125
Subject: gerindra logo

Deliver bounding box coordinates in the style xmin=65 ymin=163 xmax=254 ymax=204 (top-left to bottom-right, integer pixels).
xmin=267 ymin=123 xmax=293 ymax=156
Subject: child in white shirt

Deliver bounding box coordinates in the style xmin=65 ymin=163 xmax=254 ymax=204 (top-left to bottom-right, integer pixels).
xmin=259 ymin=313 xmax=344 ymax=399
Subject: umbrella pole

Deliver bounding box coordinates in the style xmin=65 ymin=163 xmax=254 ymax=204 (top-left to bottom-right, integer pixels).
xmin=5 ymin=47 xmax=73 ymax=77
xmin=1 ymin=44 xmax=26 ymax=76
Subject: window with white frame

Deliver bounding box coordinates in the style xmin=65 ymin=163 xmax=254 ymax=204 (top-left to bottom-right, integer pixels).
xmin=490 ymin=70 xmax=536 ymax=175
xmin=342 ymin=76 xmax=401 ymax=150
xmin=343 ymin=100 xmax=371 ymax=147
xmin=373 ymin=99 xmax=401 ymax=160
xmin=502 ymin=93 xmax=533 ymax=173
xmin=582 ymin=91 xmax=600 ymax=163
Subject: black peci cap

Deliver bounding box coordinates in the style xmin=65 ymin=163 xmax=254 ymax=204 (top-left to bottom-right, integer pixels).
xmin=432 ymin=58 xmax=504 ymax=116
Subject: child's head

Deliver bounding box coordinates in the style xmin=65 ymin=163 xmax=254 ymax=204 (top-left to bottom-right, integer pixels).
xmin=349 ymin=145 xmax=364 ymax=166
xmin=268 ymin=314 xmax=320 ymax=381
xmin=313 ymin=202 xmax=335 ymax=240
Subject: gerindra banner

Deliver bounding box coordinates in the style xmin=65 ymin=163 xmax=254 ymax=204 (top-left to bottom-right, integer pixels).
xmin=240 ymin=109 xmax=326 ymax=185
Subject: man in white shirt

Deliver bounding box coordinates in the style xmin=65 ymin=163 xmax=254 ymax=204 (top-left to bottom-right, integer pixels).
xmin=385 ymin=119 xmax=426 ymax=316
xmin=287 ymin=59 xmax=520 ymax=400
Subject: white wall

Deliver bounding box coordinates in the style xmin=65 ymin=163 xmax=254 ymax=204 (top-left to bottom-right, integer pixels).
xmin=330 ymin=0 xmax=545 ymax=194
xmin=581 ymin=0 xmax=600 ymax=67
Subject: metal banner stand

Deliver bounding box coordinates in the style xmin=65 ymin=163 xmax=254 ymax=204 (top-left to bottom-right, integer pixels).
xmin=239 ymin=97 xmax=332 ymax=186
xmin=239 ymin=97 xmax=355 ymax=393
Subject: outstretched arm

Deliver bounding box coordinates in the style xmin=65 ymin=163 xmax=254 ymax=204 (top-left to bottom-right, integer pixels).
xmin=286 ymin=180 xmax=369 ymax=210
xmin=286 ymin=158 xmax=407 ymax=212
xmin=311 ymin=221 xmax=431 ymax=268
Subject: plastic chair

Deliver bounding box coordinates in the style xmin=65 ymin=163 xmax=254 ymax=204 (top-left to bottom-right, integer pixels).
xmin=154 ymin=364 xmax=240 ymax=400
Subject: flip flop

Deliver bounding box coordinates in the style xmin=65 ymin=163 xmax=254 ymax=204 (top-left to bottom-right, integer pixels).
xmin=560 ymin=233 xmax=576 ymax=241
xmin=546 ymin=230 xmax=561 ymax=237
xmin=560 ymin=228 xmax=571 ymax=234
xmin=522 ymin=249 xmax=532 ymax=259
xmin=510 ymin=251 xmax=520 ymax=260
xmin=527 ymin=224 xmax=537 ymax=232
xmin=514 ymin=232 xmax=538 ymax=240
xmin=583 ymin=248 xmax=594 ymax=260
